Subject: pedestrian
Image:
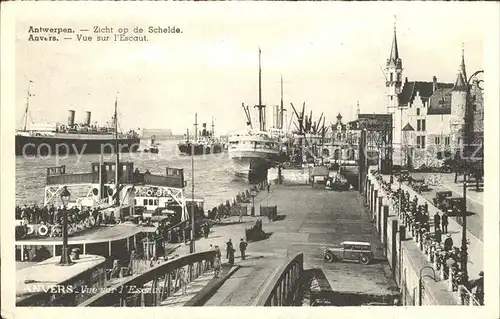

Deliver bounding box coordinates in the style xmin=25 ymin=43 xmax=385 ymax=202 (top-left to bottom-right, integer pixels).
xmin=213 ymin=250 xmax=221 ymax=278
xmin=238 ymin=210 xmax=243 ymax=223
xmin=471 ymin=271 xmax=484 ymax=305
xmin=179 ymin=267 xmax=188 ymax=294
xmin=441 ymin=211 xmax=449 ymax=234
xmin=444 ymin=234 xmax=453 ymax=251
xmin=267 ymin=182 xmax=271 ymax=193
xmin=434 ymin=227 xmax=442 ymax=244
xmin=203 ymin=223 xmax=209 ymax=238
xmin=228 ymin=246 xmax=235 ymax=265
xmin=226 ymin=239 xmax=233 ymax=259
xmin=433 ymin=211 xmax=441 ymax=231
xmin=239 ymin=238 xmax=247 ymax=260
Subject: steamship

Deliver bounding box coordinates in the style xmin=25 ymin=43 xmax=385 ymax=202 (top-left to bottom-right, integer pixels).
xmin=16 ymin=109 xmax=140 ymax=156
xmin=228 ymin=49 xmax=283 ymax=181
xmin=178 ymin=115 xmax=224 ymax=156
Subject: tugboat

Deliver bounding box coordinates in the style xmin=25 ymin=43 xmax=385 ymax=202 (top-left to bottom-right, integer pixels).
xmin=143 ymin=135 xmax=159 ymax=154
xmin=178 ymin=114 xmax=224 ymax=155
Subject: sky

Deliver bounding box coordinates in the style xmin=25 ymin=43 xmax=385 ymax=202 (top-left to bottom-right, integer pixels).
xmin=13 ymin=2 xmax=491 ymax=135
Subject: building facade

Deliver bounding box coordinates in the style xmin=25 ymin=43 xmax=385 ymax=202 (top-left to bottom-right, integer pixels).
xmin=385 ymin=25 xmax=484 ymax=168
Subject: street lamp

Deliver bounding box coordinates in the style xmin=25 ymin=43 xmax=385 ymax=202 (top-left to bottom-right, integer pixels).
xmin=59 ymin=186 xmax=73 ymax=266
xmin=250 ymin=190 xmax=257 ymax=216
xmin=460 ymin=69 xmax=484 ymax=284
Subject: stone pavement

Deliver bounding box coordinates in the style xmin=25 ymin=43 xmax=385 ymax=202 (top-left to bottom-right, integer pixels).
xmin=201 ymin=185 xmax=398 ymax=305
xmin=380 ymin=173 xmax=484 ymax=282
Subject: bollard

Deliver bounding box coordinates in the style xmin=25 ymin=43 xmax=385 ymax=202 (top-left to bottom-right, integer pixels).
xmin=440 ymin=268 xmax=446 ymax=280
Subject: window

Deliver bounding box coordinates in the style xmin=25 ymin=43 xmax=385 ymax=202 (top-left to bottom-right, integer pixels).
xmin=390 ymin=96 xmax=393 ymax=100
xmin=337 ymin=133 xmax=341 ymax=140
xmin=416 ymin=136 xmax=421 ymax=148
xmin=143 ymin=199 xmax=148 ymax=206
xmin=445 ymin=137 xmax=450 ymax=145
xmin=148 ymin=199 xmax=153 ymax=205
xmin=421 ymin=136 xmax=426 ymax=149
xmin=435 ymin=137 xmax=440 ymax=145
xmin=154 ymin=199 xmax=159 ymax=205
xmin=417 ymin=108 xmax=420 ymax=116
xmin=390 ymin=73 xmax=393 ymax=82
xmin=417 ymin=120 xmax=421 ymax=131
xmin=422 ymin=120 xmax=426 ymax=131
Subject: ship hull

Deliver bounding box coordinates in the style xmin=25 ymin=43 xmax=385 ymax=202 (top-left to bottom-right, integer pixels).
xmin=229 ymin=150 xmax=278 ymax=182
xmin=178 ymin=143 xmax=223 ymax=156
xmin=15 ymin=134 xmax=140 ymax=156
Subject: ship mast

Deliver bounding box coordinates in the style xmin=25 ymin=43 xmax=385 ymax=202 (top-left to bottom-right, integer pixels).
xmin=194 ymin=113 xmax=198 ymax=141
xmin=255 ymin=48 xmax=266 ymax=132
xmin=114 ymin=94 xmax=120 ymax=205
xmin=280 ymin=75 xmax=284 ymax=129
xmin=23 ymin=80 xmax=33 ymax=131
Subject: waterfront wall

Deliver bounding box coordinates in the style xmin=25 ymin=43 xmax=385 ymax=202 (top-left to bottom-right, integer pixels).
xmin=364 ymin=172 xmax=460 ymax=306
xmin=268 ymin=168 xmax=310 ymax=186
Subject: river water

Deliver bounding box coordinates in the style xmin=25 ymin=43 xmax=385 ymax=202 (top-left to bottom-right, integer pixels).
xmin=15 ymin=140 xmax=254 ymax=210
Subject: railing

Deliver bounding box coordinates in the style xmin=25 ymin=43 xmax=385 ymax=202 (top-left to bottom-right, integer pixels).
xmin=46 ymin=172 xmax=184 ymax=188
xmin=46 ymin=172 xmax=97 ymax=185
xmin=459 ymin=285 xmax=482 ymax=306
xmin=253 ymin=253 xmax=304 ymax=306
xmin=79 ymin=250 xmax=215 ymax=307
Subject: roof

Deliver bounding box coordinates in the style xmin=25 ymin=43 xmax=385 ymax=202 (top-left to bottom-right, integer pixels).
xmin=427 ymin=87 xmax=452 ymax=115
xmin=402 ymin=123 xmax=415 ymax=131
xmin=17 ymin=254 xmax=106 ymax=303
xmin=389 ymin=29 xmax=399 ymax=61
xmin=16 ymin=224 xmax=143 ymax=245
xmin=453 ymin=72 xmax=467 ymax=91
xmin=398 ymin=81 xmax=454 ymax=107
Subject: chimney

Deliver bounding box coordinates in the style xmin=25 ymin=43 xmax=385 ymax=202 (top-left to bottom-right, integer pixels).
xmin=433 ymin=76 xmax=437 ymax=93
xmin=405 ymin=77 xmax=408 ymax=84
xmin=85 ymin=111 xmax=91 ymax=126
xmin=68 ymin=110 xmax=75 ymax=126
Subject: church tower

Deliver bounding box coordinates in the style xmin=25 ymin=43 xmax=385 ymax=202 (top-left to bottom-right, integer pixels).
xmin=386 ymin=20 xmax=403 ymax=114
xmin=450 ymin=47 xmax=468 ymax=153
xmin=386 ymin=18 xmax=403 ymax=164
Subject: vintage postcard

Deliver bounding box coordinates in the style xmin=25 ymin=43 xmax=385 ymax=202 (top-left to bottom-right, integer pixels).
xmin=1 ymin=1 xmax=499 ymax=318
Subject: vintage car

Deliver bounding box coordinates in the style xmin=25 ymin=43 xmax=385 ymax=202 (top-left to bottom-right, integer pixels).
xmin=442 ymin=197 xmax=465 ymax=215
xmin=323 ymin=241 xmax=373 ymax=265
xmin=433 ymin=190 xmax=453 ymax=209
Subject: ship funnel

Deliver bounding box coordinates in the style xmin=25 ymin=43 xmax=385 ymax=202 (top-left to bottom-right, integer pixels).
xmin=68 ymin=110 xmax=75 ymax=126
xmin=85 ymin=111 xmax=91 ymax=126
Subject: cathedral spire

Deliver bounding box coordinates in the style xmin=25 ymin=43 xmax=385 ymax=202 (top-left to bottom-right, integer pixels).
xmin=460 ymin=43 xmax=467 ymax=83
xmin=388 ymin=17 xmax=399 ymax=62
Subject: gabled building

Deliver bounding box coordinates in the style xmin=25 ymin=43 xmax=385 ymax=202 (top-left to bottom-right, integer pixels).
xmin=385 ymin=24 xmax=483 ymax=168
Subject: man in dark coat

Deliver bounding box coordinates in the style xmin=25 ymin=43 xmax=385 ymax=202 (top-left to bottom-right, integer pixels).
xmin=434 ymin=227 xmax=442 ymax=243
xmin=226 ymin=239 xmax=233 ymax=259
xmin=441 ymin=211 xmax=449 ymax=233
xmin=444 ymin=234 xmax=453 ymax=251
xmin=433 ymin=212 xmax=441 ymax=231
xmin=239 ymin=238 xmax=248 ymax=260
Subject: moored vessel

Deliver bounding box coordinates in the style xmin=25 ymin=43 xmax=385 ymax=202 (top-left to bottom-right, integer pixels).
xmin=228 ymin=49 xmax=283 ymax=181
xmin=15 ymin=82 xmax=140 ymax=156
xmin=178 ymin=114 xmax=224 ymax=156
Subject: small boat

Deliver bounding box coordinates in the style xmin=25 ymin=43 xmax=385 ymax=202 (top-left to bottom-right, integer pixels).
xmin=143 ymin=135 xmax=159 ymax=153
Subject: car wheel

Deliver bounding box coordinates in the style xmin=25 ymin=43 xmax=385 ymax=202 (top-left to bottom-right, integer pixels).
xmin=324 ymin=252 xmax=335 ymax=263
xmin=359 ymin=255 xmax=370 ymax=265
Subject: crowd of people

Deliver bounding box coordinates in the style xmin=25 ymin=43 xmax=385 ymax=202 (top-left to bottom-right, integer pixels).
xmin=375 ymin=172 xmax=484 ymax=305
xmin=15 ymin=203 xmax=117 ymax=238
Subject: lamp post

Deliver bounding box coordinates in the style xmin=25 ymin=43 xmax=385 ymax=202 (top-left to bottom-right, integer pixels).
xmin=459 ymin=70 xmax=484 ymax=284
xmin=250 ymin=190 xmax=257 ymax=216
xmin=59 ymin=186 xmax=73 ymax=266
